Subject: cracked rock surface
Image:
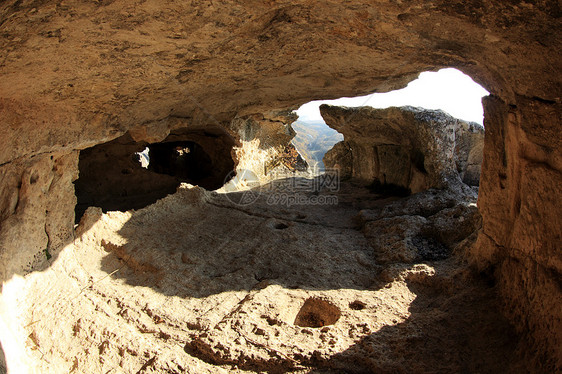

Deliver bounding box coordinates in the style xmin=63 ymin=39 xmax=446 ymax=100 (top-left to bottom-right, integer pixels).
xmin=1 ymin=183 xmax=524 ymax=373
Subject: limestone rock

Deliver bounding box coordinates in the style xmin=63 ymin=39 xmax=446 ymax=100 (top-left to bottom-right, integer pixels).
xmin=364 ymin=215 xmax=428 ymax=263
xmin=323 ymin=142 xmax=353 ymax=179
xmin=228 ymin=111 xmax=308 ymax=184
xmin=472 ymin=95 xmax=562 ymax=370
xmin=361 ymin=187 xmax=481 ymax=264
xmin=0 ymin=152 xmax=78 ymax=280
xmin=0 ymin=0 xmax=560 ymax=370
xmin=321 ymin=105 xmax=485 ymax=193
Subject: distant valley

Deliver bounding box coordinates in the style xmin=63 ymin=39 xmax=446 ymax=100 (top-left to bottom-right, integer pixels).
xmin=291 ymin=120 xmax=344 ymax=172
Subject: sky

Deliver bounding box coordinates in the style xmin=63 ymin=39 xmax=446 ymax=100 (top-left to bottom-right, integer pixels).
xmin=296 ymin=68 xmax=490 ymax=125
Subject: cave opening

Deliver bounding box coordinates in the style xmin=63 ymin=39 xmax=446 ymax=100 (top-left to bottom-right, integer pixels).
xmin=4 ymin=62 xmax=539 ymax=371
xmin=146 ymin=141 xmax=214 ymax=181
xmin=292 ymin=68 xmax=488 ymax=196
xmin=74 ymin=127 xmax=236 ymax=222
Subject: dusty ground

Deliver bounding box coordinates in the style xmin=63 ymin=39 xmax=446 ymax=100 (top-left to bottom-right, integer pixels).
xmin=1 ymin=181 xmax=523 ymax=373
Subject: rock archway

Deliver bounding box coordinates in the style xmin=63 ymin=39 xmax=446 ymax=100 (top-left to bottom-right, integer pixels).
xmin=0 ymin=1 xmax=560 ymax=371
xmin=74 ymin=125 xmax=237 ymax=221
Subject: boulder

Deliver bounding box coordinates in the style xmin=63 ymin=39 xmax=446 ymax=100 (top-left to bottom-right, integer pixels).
xmin=321 ymin=105 xmax=484 ymax=192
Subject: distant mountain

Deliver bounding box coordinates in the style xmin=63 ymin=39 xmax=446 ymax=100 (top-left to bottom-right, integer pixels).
xmin=291 ymin=120 xmax=344 ymax=172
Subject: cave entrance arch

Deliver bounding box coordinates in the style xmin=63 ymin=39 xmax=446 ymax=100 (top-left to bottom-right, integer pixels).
xmin=74 ymin=125 xmax=236 ymax=222
xmin=292 ymin=68 xmax=488 ymax=195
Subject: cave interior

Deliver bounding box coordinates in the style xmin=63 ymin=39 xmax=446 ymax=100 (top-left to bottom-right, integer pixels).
xmin=0 ymin=1 xmax=560 ymax=373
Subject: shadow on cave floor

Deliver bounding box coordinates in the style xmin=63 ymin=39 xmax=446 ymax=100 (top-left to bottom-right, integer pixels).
xmin=184 ymin=265 xmax=522 ymax=374
xmin=308 ymin=276 xmax=523 ymax=374
xmin=93 ymin=176 xmax=477 ymax=298
xmin=95 ymin=180 xmax=384 ymax=298
xmin=12 ymin=179 xmax=524 ymax=373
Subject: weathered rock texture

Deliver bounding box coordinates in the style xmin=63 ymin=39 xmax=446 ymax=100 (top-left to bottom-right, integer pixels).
xmin=472 ymin=95 xmax=562 ymax=369
xmin=74 ymin=111 xmax=307 ymax=221
xmin=0 ymin=152 xmax=78 ymax=280
xmin=321 ymin=105 xmax=484 ymax=192
xmin=1 ymin=184 xmax=522 ymax=373
xmin=228 ymin=111 xmax=308 ymax=183
xmin=358 ymin=187 xmax=481 ymax=264
xmin=0 ymin=0 xmax=561 ymax=371
xmin=74 ymin=125 xmax=237 ymax=221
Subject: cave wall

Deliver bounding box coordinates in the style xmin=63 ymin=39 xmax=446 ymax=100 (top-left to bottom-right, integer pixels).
xmin=0 ymin=152 xmax=78 ymax=281
xmin=0 ymin=0 xmax=560 ymax=369
xmin=471 ymin=95 xmax=562 ymax=368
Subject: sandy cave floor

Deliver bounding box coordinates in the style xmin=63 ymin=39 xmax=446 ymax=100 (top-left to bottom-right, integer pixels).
xmin=1 ymin=181 xmax=524 ymax=373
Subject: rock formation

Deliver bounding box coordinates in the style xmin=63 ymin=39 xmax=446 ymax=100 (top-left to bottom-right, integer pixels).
xmin=227 ymin=110 xmax=308 ymax=183
xmin=3 ymin=183 xmax=515 ymax=373
xmin=321 ymin=105 xmax=484 ymax=193
xmin=0 ymin=0 xmax=560 ymax=372
xmin=73 ymin=111 xmax=308 ymax=221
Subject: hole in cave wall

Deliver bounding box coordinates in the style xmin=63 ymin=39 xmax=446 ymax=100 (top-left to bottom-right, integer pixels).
xmin=74 ymin=127 xmax=236 ymax=222
xmin=290 ymin=117 xmax=343 ymax=173
xmin=293 ymin=68 xmax=488 ymax=195
xmin=136 ymin=147 xmax=150 ymax=169
xmin=411 ymin=149 xmax=427 ymax=174
xmin=294 ymin=297 xmax=341 ymax=328
xmin=147 ymin=141 xmax=214 ymax=181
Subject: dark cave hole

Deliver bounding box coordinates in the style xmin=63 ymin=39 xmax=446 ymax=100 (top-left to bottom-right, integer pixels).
xmin=274 ymin=222 xmax=289 ymax=230
xmin=410 ymin=149 xmax=427 ymax=174
xmin=147 ymin=141 xmax=214 ymax=181
xmin=74 ymin=128 xmax=236 ymax=223
xmin=369 ymin=179 xmax=411 ymax=197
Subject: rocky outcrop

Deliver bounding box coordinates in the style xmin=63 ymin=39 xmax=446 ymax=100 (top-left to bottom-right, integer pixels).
xmin=0 ymin=0 xmax=561 ymax=371
xmin=321 ymin=105 xmax=484 ymax=193
xmin=228 ymin=110 xmax=308 ymax=183
xmin=359 ymin=187 xmax=481 ymax=264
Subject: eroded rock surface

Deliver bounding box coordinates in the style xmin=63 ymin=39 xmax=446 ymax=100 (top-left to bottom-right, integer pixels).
xmin=321 ymin=105 xmax=484 ymax=192
xmin=472 ymin=95 xmax=562 ymax=370
xmin=0 ymin=183 xmax=523 ymax=373
xmin=228 ymin=110 xmax=308 ymax=182
xmin=0 ymin=0 xmax=560 ymax=371
xmin=74 ymin=111 xmax=308 ymax=221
